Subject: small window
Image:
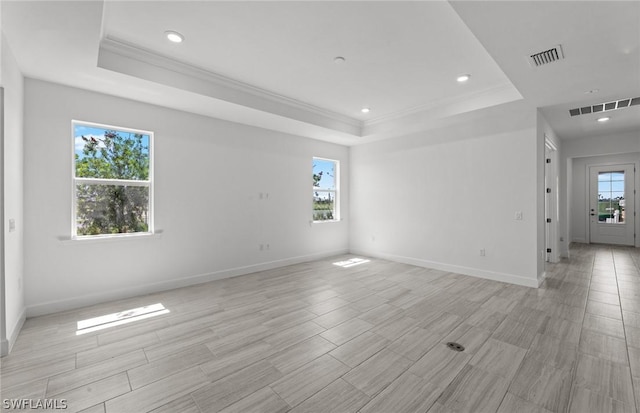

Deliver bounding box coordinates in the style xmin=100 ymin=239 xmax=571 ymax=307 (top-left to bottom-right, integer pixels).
xmin=313 ymin=157 xmax=339 ymax=222
xmin=72 ymin=121 xmax=153 ymax=238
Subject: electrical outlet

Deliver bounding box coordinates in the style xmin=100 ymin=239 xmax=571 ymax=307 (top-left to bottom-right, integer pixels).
xmin=515 ymin=211 xmax=523 ymax=220
xmin=480 ymin=249 xmax=486 ymax=257
xmin=9 ymin=219 xmax=16 ymax=232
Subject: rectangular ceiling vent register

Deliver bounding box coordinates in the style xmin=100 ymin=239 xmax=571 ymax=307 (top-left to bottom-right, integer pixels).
xmin=528 ymin=45 xmax=565 ymax=67
xmin=569 ymin=97 xmax=640 ymax=117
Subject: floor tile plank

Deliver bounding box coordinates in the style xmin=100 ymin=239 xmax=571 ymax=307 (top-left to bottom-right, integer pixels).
xmin=57 ymin=373 xmax=130 ymax=413
xmin=508 ymin=356 xmax=573 ymax=413
xmin=328 ymin=331 xmax=390 ymax=369
xmin=288 ymin=379 xmax=370 ymax=413
xmin=271 ymin=354 xmax=349 ymax=407
xmin=106 ymin=367 xmax=209 ymax=413
xmin=47 ymin=350 xmax=147 ymax=397
xmin=218 ymin=386 xmax=289 ymax=413
xmin=359 ymin=371 xmax=440 ymax=413
xmin=437 ymin=365 xmax=510 ymax=413
xmin=192 ymin=361 xmax=282 ymax=413
xmin=342 ymin=348 xmax=412 ymax=397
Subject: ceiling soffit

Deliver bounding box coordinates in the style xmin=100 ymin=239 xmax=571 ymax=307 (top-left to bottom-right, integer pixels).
xmin=98 ymin=36 xmax=522 ymax=139
xmin=98 ymin=37 xmax=363 ymax=136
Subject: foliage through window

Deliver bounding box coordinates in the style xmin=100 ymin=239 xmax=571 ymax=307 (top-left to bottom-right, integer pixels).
xmin=313 ymin=158 xmax=338 ymax=221
xmin=73 ymin=121 xmax=153 ymax=237
xmin=598 ymin=171 xmax=625 ymax=224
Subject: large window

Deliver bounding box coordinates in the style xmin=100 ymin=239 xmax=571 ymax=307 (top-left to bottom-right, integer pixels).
xmin=598 ymin=171 xmax=625 ymax=223
xmin=72 ymin=121 xmax=153 ymax=238
xmin=313 ymin=157 xmax=339 ymax=222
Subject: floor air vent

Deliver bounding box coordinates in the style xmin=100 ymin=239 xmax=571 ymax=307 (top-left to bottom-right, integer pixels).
xmin=569 ymin=97 xmax=640 ymax=117
xmin=529 ymin=45 xmax=564 ymax=67
xmin=446 ymin=342 xmax=465 ymax=352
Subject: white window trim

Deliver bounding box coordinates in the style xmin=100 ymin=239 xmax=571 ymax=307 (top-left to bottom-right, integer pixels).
xmin=313 ymin=157 xmax=340 ymax=223
xmin=71 ymin=120 xmax=154 ymax=239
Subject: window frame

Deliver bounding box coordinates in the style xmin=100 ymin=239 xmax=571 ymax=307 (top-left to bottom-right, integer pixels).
xmin=312 ymin=157 xmax=340 ymax=223
xmin=71 ymin=120 xmax=154 ymax=239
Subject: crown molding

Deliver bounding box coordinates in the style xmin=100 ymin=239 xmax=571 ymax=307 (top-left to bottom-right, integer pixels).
xmin=363 ymin=82 xmax=521 ymax=128
xmin=98 ymin=36 xmax=362 ymax=136
xmin=98 ymin=37 xmax=522 ymax=141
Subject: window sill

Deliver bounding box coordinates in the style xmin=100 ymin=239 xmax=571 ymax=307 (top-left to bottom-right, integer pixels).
xmin=311 ymin=219 xmax=341 ymax=224
xmin=59 ymin=230 xmax=163 ymax=244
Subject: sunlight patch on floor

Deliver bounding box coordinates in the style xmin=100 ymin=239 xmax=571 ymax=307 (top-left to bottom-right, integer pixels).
xmin=333 ymin=258 xmax=371 ymax=268
xmin=76 ymin=303 xmax=169 ymax=335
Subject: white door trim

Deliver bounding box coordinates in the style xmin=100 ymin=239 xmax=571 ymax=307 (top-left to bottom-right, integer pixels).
xmin=544 ymin=138 xmax=559 ymax=263
xmin=586 ymin=162 xmax=637 ymax=246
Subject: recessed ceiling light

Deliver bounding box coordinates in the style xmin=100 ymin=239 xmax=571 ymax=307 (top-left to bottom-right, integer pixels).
xmin=165 ymin=31 xmax=184 ymax=43
xmin=457 ymin=74 xmax=471 ymax=83
xmin=334 ymin=56 xmax=346 ymax=64
xmin=361 ymin=108 xmax=370 ymax=113
xmin=597 ymin=117 xmax=610 ymax=123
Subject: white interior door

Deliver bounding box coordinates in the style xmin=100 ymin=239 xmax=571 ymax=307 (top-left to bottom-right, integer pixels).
xmin=589 ymin=164 xmax=635 ymax=246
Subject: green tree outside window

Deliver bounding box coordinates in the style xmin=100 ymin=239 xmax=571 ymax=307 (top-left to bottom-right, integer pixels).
xmin=73 ymin=122 xmax=152 ymax=236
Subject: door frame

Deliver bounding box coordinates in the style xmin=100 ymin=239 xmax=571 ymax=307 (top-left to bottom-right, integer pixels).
xmin=0 ymin=87 xmax=6 ymax=356
xmin=544 ymin=137 xmax=559 ymax=263
xmin=586 ymin=161 xmax=638 ymax=247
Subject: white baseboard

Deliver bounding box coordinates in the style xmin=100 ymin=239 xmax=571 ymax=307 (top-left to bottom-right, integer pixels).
xmin=537 ymin=271 xmax=547 ymax=287
xmin=26 ymin=249 xmax=349 ymax=317
xmin=350 ymin=249 xmax=539 ymax=288
xmin=2 ymin=306 xmax=26 ymax=356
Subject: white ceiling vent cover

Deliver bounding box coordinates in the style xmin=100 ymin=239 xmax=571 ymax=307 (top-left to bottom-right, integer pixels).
xmin=528 ymin=45 xmax=565 ymax=67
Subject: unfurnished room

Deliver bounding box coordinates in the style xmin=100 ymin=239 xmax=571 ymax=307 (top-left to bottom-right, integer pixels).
xmin=1 ymin=1 xmax=640 ymax=412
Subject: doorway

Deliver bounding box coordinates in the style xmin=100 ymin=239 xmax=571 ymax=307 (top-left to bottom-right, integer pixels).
xmin=589 ymin=164 xmax=635 ymax=246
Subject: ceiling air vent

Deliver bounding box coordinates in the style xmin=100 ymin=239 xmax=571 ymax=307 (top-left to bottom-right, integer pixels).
xmin=528 ymin=45 xmax=565 ymax=67
xmin=569 ymin=97 xmax=640 ymax=117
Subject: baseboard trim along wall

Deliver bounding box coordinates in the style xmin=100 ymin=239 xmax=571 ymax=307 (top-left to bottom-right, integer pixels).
xmin=2 ymin=307 xmax=26 ymax=356
xmin=350 ymin=249 xmax=540 ymax=288
xmin=537 ymin=271 xmax=547 ymax=287
xmin=26 ymin=249 xmax=349 ymax=317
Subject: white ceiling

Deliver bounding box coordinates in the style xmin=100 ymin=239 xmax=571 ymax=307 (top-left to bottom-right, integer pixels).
xmin=2 ymin=1 xmax=639 ymax=144
xmin=450 ymin=1 xmax=640 ymax=141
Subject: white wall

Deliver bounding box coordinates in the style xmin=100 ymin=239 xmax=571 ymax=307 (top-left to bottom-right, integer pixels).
xmin=563 ymin=131 xmax=640 ymax=159
xmin=1 ymin=33 xmax=26 ymax=355
xmin=561 ymin=131 xmax=640 ymax=248
xmin=350 ymin=100 xmax=541 ymax=287
xmin=23 ymin=79 xmax=349 ymax=316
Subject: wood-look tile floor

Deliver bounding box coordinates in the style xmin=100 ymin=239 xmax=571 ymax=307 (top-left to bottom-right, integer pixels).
xmin=2 ymin=244 xmax=639 ymax=412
